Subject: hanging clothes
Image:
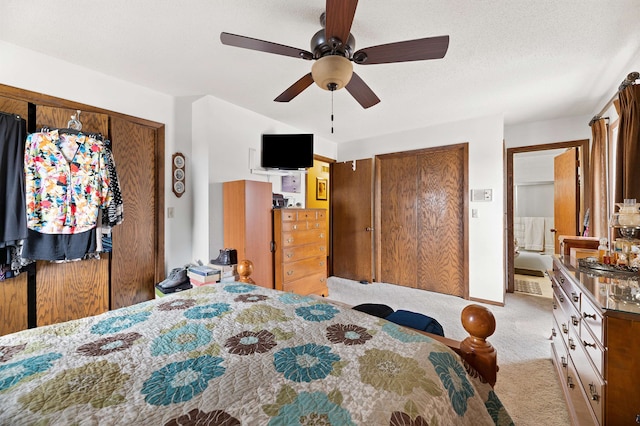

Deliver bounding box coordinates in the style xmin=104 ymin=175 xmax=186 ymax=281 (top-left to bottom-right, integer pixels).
xmin=99 ymin=140 xmax=124 ymax=253
xmin=0 ymin=112 xmax=28 ymax=248
xmin=22 ymin=129 xmax=115 ymax=261
xmin=23 ymin=129 xmax=112 ymax=235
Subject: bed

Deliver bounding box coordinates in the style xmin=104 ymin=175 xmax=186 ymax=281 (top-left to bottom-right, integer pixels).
xmin=0 ymin=264 xmax=513 ymax=425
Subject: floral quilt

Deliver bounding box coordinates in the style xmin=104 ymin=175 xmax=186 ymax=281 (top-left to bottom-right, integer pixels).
xmin=0 ymin=283 xmax=513 ymax=425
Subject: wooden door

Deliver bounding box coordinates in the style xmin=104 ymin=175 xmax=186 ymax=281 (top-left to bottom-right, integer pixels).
xmin=331 ymin=159 xmax=374 ymax=282
xmin=416 ymin=147 xmax=467 ymax=297
xmin=34 ymin=105 xmax=111 ymax=325
xmin=554 ymin=148 xmax=579 ymax=253
xmin=377 ymin=144 xmax=468 ymax=298
xmin=110 ymin=117 xmax=159 ymax=308
xmin=377 ymin=155 xmax=419 ymax=286
xmin=0 ymin=95 xmax=29 ymax=335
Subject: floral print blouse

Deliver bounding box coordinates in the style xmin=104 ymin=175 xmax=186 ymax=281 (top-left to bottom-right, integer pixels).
xmin=24 ymin=130 xmax=112 ymax=234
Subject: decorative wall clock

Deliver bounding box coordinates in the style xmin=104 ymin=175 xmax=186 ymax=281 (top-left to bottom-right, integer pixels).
xmin=172 ymin=152 xmax=186 ymax=197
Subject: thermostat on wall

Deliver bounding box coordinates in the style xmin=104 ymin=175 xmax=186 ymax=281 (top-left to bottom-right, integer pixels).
xmin=471 ymin=189 xmax=492 ymax=202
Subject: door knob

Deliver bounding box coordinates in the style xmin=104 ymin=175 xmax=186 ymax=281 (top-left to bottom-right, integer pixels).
xmin=365 ymin=227 xmax=374 ymax=232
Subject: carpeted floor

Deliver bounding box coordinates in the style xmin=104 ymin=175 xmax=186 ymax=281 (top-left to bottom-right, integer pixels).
xmin=326 ymin=276 xmax=570 ymax=426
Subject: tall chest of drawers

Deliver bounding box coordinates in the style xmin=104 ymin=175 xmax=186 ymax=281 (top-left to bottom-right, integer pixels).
xmin=273 ymin=208 xmax=328 ymax=296
xmin=550 ymin=256 xmax=640 ymax=425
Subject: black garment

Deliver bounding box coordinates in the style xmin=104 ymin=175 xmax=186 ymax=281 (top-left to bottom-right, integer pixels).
xmin=0 ymin=113 xmax=27 ymax=248
xmin=22 ymin=229 xmax=97 ymax=261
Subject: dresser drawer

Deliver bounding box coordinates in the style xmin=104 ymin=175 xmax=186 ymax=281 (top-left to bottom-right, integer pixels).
xmin=580 ymin=296 xmax=603 ymax=344
xmin=280 ymin=229 xmax=327 ymax=247
xmin=568 ymin=327 xmax=603 ymax=424
xmin=280 ymin=210 xmax=298 ymax=221
xmin=282 ymin=243 xmax=327 ymax=263
xmin=552 ymin=268 xmax=581 ymax=311
xmin=282 ymin=256 xmax=327 ymax=283
xmin=283 ymin=271 xmax=327 ymax=296
xmin=307 ymin=220 xmax=326 ymax=230
xmin=281 ymin=221 xmax=306 ymax=232
xmin=552 ymin=292 xmax=572 ymax=349
xmin=551 ymin=316 xmax=569 ymax=379
xmin=298 ymin=210 xmax=326 ymax=220
xmin=566 ymin=357 xmax=600 ymax=426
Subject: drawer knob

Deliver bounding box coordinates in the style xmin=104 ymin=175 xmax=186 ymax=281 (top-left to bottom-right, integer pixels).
xmin=571 ymin=315 xmax=579 ymax=326
xmin=571 ymin=292 xmax=579 ymax=302
xmin=559 ymin=295 xmax=565 ymax=303
xmin=315 ymin=223 xmax=320 ymax=228
xmin=287 ymin=270 xmax=294 ymax=276
xmin=568 ymin=338 xmax=576 ymax=350
xmin=292 ymin=225 xmax=298 ymax=230
xmin=562 ymin=323 xmax=568 ymax=334
xmin=319 ymin=261 xmax=325 ymax=266
xmin=567 ymin=375 xmax=575 ymax=389
xmin=287 ymin=238 xmax=294 ymax=243
xmin=561 ymin=356 xmax=567 ymax=368
xmin=319 ymin=246 xmax=325 ymax=251
xmin=551 ymin=327 xmax=557 ymax=337
xmin=286 ymin=253 xmax=294 ymax=258
xmin=320 ymin=278 xmax=326 ymax=282
xmin=589 ymin=383 xmax=600 ymax=402
xmin=560 ymin=277 xmax=565 ymax=284
xmin=553 ymin=302 xmax=557 ymax=310
xmin=583 ymin=312 xmax=596 ymax=320
xmin=319 ymin=233 xmax=325 ymax=238
xmin=583 ymin=340 xmax=596 ymax=349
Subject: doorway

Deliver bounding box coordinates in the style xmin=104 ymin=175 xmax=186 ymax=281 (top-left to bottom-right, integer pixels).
xmin=506 ymin=140 xmax=589 ymax=293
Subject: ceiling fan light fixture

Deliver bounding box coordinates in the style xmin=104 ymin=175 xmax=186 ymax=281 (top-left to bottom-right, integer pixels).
xmin=311 ymin=55 xmax=353 ymax=91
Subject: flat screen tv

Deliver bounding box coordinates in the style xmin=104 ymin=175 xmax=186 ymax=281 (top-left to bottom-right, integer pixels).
xmin=261 ymin=134 xmax=314 ymax=170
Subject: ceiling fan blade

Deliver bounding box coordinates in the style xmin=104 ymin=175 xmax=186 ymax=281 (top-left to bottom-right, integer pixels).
xmin=220 ymin=32 xmax=313 ymax=60
xmin=353 ymin=35 xmax=449 ymax=65
xmin=345 ymin=72 xmax=380 ymax=109
xmin=274 ymin=73 xmax=315 ymax=102
xmin=325 ymin=0 xmax=358 ymax=45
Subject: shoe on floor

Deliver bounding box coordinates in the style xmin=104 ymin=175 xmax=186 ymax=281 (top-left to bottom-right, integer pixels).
xmin=158 ymin=267 xmax=188 ymax=289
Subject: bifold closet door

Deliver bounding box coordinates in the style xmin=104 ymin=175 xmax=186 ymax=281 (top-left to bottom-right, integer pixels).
xmin=110 ymin=117 xmax=159 ymax=309
xmin=34 ymin=106 xmax=111 ymax=326
xmin=377 ymin=144 xmax=468 ymax=298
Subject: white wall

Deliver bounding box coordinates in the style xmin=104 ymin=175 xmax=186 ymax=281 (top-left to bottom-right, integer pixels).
xmin=338 ymin=115 xmax=506 ymax=303
xmin=190 ymin=95 xmax=337 ymax=262
xmin=504 ymin=115 xmax=592 ymax=148
xmin=0 ymin=41 xmax=188 ymax=273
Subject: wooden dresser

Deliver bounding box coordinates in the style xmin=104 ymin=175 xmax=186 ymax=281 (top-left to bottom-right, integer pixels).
xmin=550 ymin=255 xmax=640 ymax=425
xmin=273 ymin=208 xmax=327 ymax=296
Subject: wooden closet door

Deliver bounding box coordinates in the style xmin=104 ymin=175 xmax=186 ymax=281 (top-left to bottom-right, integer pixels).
xmin=416 ymin=145 xmax=468 ymax=298
xmin=378 ymin=155 xmax=419 ymax=286
xmin=34 ymin=105 xmax=111 ymax=326
xmin=110 ymin=117 xmax=159 ymax=309
xmin=377 ymin=144 xmax=468 ymax=298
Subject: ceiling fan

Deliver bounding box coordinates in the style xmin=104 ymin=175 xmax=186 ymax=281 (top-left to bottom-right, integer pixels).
xmin=220 ymin=0 xmax=449 ymax=109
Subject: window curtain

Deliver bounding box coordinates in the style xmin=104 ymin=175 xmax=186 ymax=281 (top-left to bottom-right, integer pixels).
xmin=589 ymin=118 xmax=608 ymax=238
xmin=615 ymin=84 xmax=640 ymax=203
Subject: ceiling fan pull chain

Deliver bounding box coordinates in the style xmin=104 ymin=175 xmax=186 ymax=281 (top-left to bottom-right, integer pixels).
xmin=331 ymin=89 xmax=334 ymax=134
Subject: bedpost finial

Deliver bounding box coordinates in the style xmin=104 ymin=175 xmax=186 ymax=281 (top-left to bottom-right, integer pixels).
xmin=237 ymin=259 xmax=255 ymax=284
xmin=461 ymin=304 xmax=496 ymax=340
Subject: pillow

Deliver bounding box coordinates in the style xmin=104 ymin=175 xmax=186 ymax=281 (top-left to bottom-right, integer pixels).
xmin=385 ymin=310 xmax=445 ymax=337
xmin=352 ymin=303 xmax=394 ymax=319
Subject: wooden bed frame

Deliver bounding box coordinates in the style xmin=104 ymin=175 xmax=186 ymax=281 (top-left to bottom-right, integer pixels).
xmin=236 ymin=259 xmax=499 ymax=387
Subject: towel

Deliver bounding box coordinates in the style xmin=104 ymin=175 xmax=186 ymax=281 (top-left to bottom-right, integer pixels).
xmin=524 ymin=217 xmax=545 ymax=251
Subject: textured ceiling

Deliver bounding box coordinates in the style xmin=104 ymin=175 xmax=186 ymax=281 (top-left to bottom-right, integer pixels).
xmin=1 ymin=0 xmax=639 ymax=143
